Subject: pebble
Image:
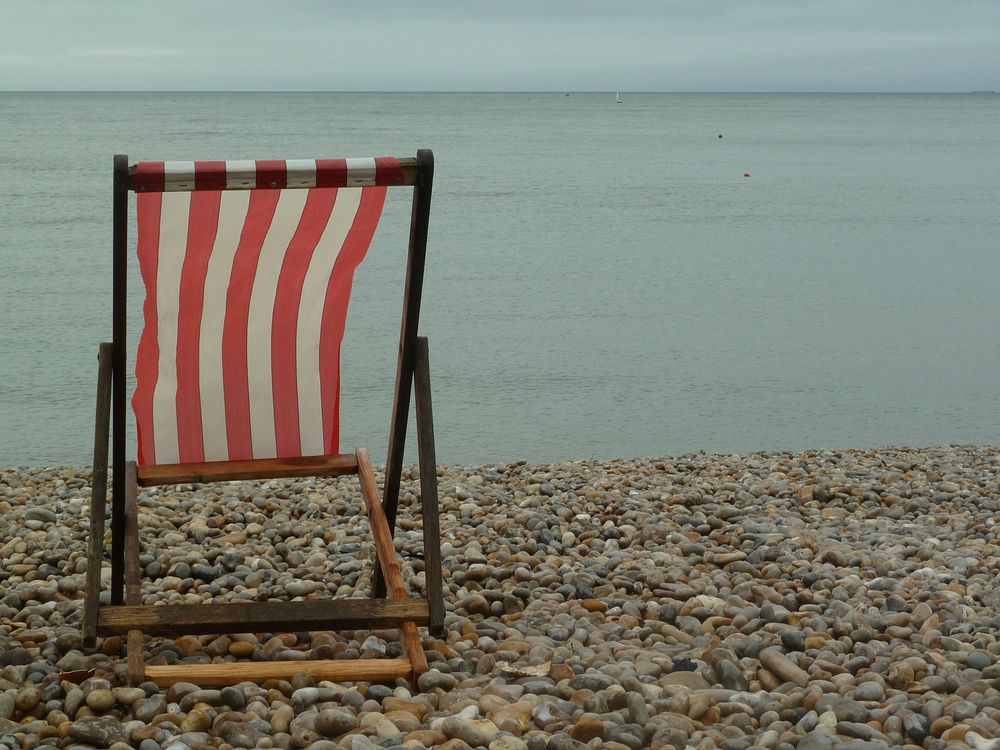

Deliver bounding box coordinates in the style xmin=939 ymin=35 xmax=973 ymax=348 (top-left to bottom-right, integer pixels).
xmin=759 ymin=648 xmax=810 ymax=687
xmin=569 ymin=713 xmax=604 ymax=742
xmin=815 ymin=696 xmax=867 ymax=723
xmin=626 ymin=691 xmax=649 ymax=725
xmin=853 ymin=682 xmax=884 ymax=702
xmin=797 ymin=729 xmax=837 ymax=750
xmin=315 ymin=708 xmax=358 ymax=737
xmin=14 ymin=686 xmax=41 ymax=712
xmin=417 ymin=669 xmax=457 ymax=692
xmin=442 ymin=717 xmax=500 ymax=746
xmin=85 ymin=689 xmax=116 ymax=712
xmin=968 ymin=732 xmax=1000 ymax=750
xmin=490 ymin=737 xmax=529 ymax=750
xmin=0 ymin=446 xmax=998 ymax=749
xmin=360 ymin=711 xmax=399 ymax=739
xmin=67 ymin=716 xmax=128 ymax=746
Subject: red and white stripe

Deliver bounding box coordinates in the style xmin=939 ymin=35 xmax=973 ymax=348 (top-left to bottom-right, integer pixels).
xmin=132 ymin=182 xmax=387 ymax=466
xmin=132 ymin=157 xmax=405 ymax=192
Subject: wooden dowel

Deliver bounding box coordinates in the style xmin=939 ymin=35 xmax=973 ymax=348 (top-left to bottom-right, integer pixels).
xmin=123 ymin=462 xmax=144 ymax=686
xmin=83 ymin=342 xmax=113 ymax=647
xmin=144 ymin=658 xmax=414 ymax=688
xmin=356 ymin=449 xmax=429 ymax=677
xmin=413 ymin=338 xmax=445 ymax=637
xmin=137 ymin=453 xmax=358 ymax=486
xmin=128 ymin=158 xmax=420 ymax=192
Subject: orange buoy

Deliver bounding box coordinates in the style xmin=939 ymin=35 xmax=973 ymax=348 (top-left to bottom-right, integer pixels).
xmin=743 ymin=172 xmax=750 ymax=177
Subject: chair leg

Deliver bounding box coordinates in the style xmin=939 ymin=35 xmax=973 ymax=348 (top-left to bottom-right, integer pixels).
xmin=83 ymin=342 xmax=113 ymax=647
xmin=413 ymin=337 xmax=445 ymax=637
xmin=123 ymin=461 xmax=144 ymax=686
xmin=356 ymin=449 xmax=429 ymax=681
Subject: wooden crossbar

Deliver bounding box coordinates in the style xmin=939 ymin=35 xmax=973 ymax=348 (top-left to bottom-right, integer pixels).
xmin=127 ymin=158 xmax=420 ymax=192
xmin=144 ymin=658 xmax=414 ymax=687
xmin=98 ymin=598 xmax=430 ymax=637
xmin=137 ymin=453 xmax=359 ymax=486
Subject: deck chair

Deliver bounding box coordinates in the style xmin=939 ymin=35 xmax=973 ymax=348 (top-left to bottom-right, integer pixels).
xmin=81 ymin=151 xmax=444 ymax=688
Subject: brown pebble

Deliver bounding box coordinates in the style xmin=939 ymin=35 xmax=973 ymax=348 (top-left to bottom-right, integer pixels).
xmin=99 ymin=636 xmax=123 ymax=656
xmin=151 ymin=712 xmax=182 ymax=727
xmin=175 ymin=635 xmax=203 ymax=657
xmin=383 ymin=698 xmax=429 ymax=720
xmin=229 ymin=641 xmax=256 ymax=657
xmin=804 ymin=635 xmax=830 ymax=649
xmin=385 ymin=710 xmax=421 ymax=732
xmin=758 ymin=667 xmax=781 ymax=691
xmin=489 ymin=700 xmax=534 ymax=733
xmin=548 ymin=663 xmax=574 ymax=681
xmin=759 ymin=648 xmax=811 ymax=687
xmin=85 ymin=689 xmax=115 ymax=712
xmin=942 ymin=725 xmax=968 ymax=741
xmin=405 ymin=729 xmax=448 ymax=746
xmin=180 ymin=708 xmax=213 ymax=733
xmin=686 ymin=693 xmax=710 ymax=720
xmin=570 ymin=714 xmax=605 ymax=742
xmin=930 ymin=716 xmax=954 ymax=737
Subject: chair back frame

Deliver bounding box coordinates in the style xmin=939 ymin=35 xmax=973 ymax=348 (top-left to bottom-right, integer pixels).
xmin=106 ymin=150 xmax=435 ymax=604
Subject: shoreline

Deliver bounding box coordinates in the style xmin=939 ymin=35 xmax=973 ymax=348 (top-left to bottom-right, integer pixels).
xmin=5 ymin=441 xmax=998 ymax=473
xmin=1 ymin=444 xmax=999 ymax=749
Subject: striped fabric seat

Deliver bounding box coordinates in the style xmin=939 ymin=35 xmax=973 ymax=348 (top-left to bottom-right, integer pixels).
xmin=132 ymin=158 xmax=403 ymax=466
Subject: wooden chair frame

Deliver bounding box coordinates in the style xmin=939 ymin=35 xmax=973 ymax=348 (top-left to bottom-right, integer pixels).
xmin=82 ymin=150 xmax=445 ymax=687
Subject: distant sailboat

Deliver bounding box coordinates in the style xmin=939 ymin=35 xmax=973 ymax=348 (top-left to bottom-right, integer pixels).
xmin=616 ymin=91 xmax=622 ymax=104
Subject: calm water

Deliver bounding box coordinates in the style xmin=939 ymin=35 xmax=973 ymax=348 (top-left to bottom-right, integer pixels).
xmin=1 ymin=92 xmax=998 ymax=467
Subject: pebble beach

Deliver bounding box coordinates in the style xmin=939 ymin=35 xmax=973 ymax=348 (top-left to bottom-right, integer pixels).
xmin=1 ymin=444 xmax=999 ymax=750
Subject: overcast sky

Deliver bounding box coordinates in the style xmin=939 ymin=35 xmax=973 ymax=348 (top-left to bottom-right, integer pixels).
xmin=2 ymin=1 xmax=998 ymax=92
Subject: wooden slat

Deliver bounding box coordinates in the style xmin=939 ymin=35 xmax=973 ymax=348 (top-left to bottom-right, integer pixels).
xmin=377 ymin=148 xmax=434 ymax=599
xmin=137 ymin=453 xmax=358 ymax=486
xmin=98 ymin=598 xmax=429 ymax=637
xmin=413 ymin=337 xmax=445 ymax=637
xmin=356 ymin=449 xmax=429 ymax=677
xmin=123 ymin=462 xmax=144 ymax=686
xmin=144 ymin=658 xmax=414 ymax=687
xmin=83 ymin=342 xmax=113 ymax=647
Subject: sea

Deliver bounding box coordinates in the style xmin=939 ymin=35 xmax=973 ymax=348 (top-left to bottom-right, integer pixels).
xmin=1 ymin=92 xmax=998 ymax=467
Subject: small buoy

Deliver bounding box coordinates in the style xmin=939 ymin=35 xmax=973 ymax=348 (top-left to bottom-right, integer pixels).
xmin=743 ymin=172 xmax=750 ymax=177
xmin=718 ymin=134 xmax=723 ymax=139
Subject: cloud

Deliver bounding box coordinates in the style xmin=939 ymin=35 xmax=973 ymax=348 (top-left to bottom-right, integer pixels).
xmin=75 ymin=48 xmax=188 ymax=61
xmin=1 ymin=0 xmax=998 ymax=91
